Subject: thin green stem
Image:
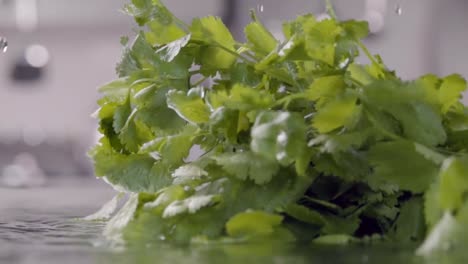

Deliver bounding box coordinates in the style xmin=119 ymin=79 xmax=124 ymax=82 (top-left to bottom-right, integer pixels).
xmin=302 ymin=196 xmax=341 ymax=212
xmin=274 ymin=93 xmax=307 ymax=108
xmin=192 ymin=76 xmax=208 ymax=87
xmin=357 ymin=41 xmax=378 ymax=65
xmin=242 ymin=51 xmax=260 ymax=62
xmin=364 ymin=109 xmax=400 ymax=141
xmin=189 ymin=70 xmax=202 ymax=75
xmin=325 ymin=0 xmax=338 ymax=20
xmin=249 ymin=9 xmax=259 ymax=22
xmin=217 ymin=44 xmax=254 ymax=62
xmin=236 ymin=45 xmax=262 ymax=62
xmin=357 ymin=40 xmax=386 ymax=74
xmin=192 ymin=40 xmax=254 ymax=63
xmin=349 ymin=77 xmax=365 ymax=88
xmin=285 ymin=63 xmax=304 ymax=92
xmin=130 ymin=78 xmax=156 ymax=87
xmin=174 ymin=17 xmax=191 ymax=32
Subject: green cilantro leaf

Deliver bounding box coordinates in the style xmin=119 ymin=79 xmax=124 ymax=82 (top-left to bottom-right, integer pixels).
xmin=166 ymin=90 xmax=211 ymax=124
xmin=226 ymin=210 xmax=284 ymax=238
xmin=312 ymin=93 xmax=358 ymax=133
xmin=92 ymin=0 xmax=468 ymax=250
xmin=439 ymin=74 xmax=467 ymax=113
xmin=439 ymin=156 xmax=468 ymax=211
xmin=304 ymin=19 xmax=342 ymax=65
xmin=245 ymin=20 xmax=278 ymax=56
xmin=367 ymin=140 xmax=439 ymax=193
xmin=191 ymin=16 xmax=237 ymax=73
xmin=90 ymin=138 xmax=170 ymax=193
xmin=213 ymin=151 xmax=279 ymax=184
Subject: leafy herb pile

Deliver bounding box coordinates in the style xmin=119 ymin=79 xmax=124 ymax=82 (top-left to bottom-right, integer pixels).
xmin=90 ymin=0 xmax=468 ymax=254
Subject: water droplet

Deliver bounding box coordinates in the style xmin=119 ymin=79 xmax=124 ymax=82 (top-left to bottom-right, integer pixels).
xmin=395 ymin=4 xmax=402 ymax=15
xmin=0 ymin=37 xmax=8 ymax=53
xmin=159 ymin=235 xmax=166 ymax=241
xmin=277 ymin=85 xmax=287 ymax=93
xmin=339 ymin=58 xmax=350 ymax=69
xmin=304 ymin=113 xmax=314 ymax=120
xmin=316 ymin=13 xmax=331 ymax=21
xmin=257 ymin=4 xmax=264 ymax=13
xmin=276 ymin=151 xmax=288 ymax=161
xmin=277 ymin=131 xmax=288 ymax=146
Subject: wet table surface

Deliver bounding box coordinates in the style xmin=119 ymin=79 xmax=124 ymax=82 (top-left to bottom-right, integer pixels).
xmin=0 ymin=178 xmax=114 ymax=264
xmin=0 ymin=178 xmax=463 ymax=264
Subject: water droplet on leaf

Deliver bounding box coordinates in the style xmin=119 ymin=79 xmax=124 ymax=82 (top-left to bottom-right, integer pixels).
xmin=276 ymin=151 xmax=288 ymax=161
xmin=278 ymin=85 xmax=287 ymax=93
xmin=339 ymin=58 xmax=350 ymax=69
xmin=277 ymin=131 xmax=288 ymax=146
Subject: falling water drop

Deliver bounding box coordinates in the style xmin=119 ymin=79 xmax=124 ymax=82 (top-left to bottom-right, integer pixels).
xmin=0 ymin=37 xmax=8 ymax=53
xmin=395 ymin=4 xmax=403 ymax=15
xmin=257 ymin=4 xmax=264 ymax=13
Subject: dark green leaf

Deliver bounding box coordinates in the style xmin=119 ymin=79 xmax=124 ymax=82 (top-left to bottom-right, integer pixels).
xmin=368 ymin=140 xmax=439 ymax=193
xmin=213 ymin=151 xmax=279 ymax=184
xmin=391 ymin=197 xmax=426 ymax=242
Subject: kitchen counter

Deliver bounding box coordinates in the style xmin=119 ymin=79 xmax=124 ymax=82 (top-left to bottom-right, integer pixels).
xmin=0 ymin=178 xmax=461 ymax=264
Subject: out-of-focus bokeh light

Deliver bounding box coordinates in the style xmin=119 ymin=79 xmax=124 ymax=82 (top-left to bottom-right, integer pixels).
xmin=365 ymin=10 xmax=385 ymax=33
xmin=25 ymin=44 xmax=49 ymax=68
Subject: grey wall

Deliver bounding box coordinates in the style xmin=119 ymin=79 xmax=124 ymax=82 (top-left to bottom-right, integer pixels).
xmin=0 ymin=0 xmax=223 ymax=175
xmin=0 ymin=0 xmax=222 ymax=144
xmin=0 ymin=28 xmax=123 ymax=142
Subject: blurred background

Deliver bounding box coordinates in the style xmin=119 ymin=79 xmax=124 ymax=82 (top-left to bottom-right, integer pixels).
xmin=0 ymin=0 xmax=467 ymax=188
